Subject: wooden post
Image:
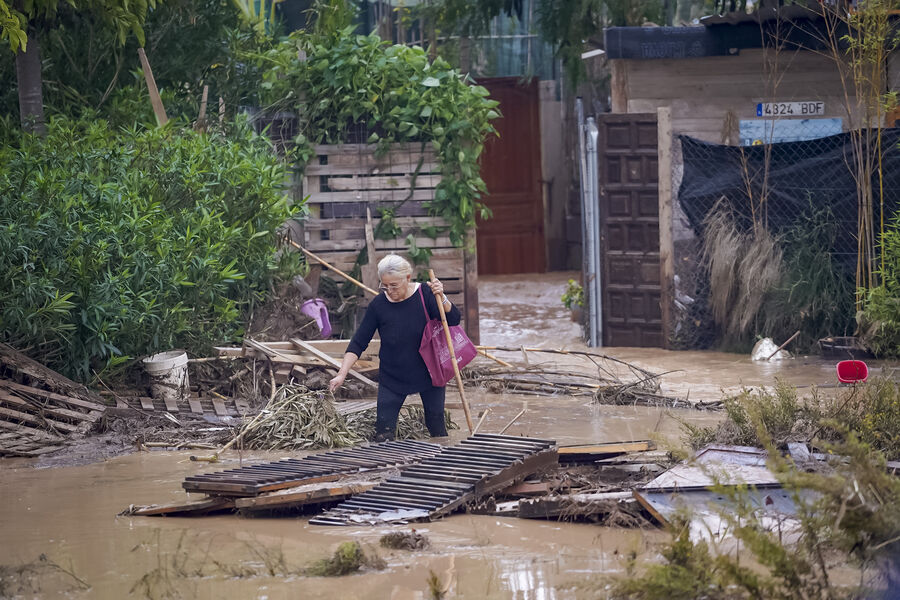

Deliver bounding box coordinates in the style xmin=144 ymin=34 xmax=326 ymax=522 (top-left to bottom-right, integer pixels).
xmin=657 ymin=106 xmax=675 ymax=349
xmin=610 ymin=60 xmax=628 ymax=113
xmin=137 ymin=48 xmax=168 ymax=126
xmin=195 ymin=84 xmax=209 ymax=132
xmin=429 ymin=269 xmax=474 ymax=433
xmin=463 ymin=228 xmax=480 ymax=344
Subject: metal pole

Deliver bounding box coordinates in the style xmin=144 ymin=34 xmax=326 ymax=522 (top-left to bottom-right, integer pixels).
xmin=575 ymin=99 xmax=596 ymax=346
xmin=585 ymin=117 xmax=602 ymax=347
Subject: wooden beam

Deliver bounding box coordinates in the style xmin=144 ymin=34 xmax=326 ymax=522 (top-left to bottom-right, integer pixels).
xmin=235 ymin=480 xmax=377 ymax=511
xmin=657 ymin=106 xmax=675 ymax=349
xmin=290 ymin=339 xmax=377 ymax=389
xmin=126 ymin=496 xmax=234 ymax=517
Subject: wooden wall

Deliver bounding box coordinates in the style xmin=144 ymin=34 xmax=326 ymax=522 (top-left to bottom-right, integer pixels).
xmin=298 ymin=143 xmax=479 ymax=341
xmin=611 ymin=48 xmax=866 ymax=144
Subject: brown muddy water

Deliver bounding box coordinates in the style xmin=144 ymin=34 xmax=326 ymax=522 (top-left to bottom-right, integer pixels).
xmin=0 ymin=272 xmax=871 ymax=599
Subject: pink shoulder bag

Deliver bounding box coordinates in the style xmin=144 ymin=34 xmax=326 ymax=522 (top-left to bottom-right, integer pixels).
xmin=417 ymin=286 xmax=477 ymax=387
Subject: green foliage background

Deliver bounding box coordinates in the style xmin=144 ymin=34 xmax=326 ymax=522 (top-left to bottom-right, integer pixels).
xmin=258 ymin=28 xmax=500 ymax=245
xmin=860 ymin=209 xmax=900 ymax=356
xmin=0 ymin=117 xmax=297 ymax=381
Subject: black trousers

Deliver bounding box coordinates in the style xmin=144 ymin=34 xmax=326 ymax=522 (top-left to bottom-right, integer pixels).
xmin=374 ymin=384 xmax=448 ymax=441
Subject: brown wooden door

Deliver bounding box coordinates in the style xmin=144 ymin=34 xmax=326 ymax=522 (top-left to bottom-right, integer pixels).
xmin=476 ymin=78 xmax=545 ymax=275
xmin=597 ymin=114 xmax=663 ymax=347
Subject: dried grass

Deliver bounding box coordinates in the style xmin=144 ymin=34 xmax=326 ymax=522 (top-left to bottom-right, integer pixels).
xmin=702 ymin=201 xmax=783 ymax=339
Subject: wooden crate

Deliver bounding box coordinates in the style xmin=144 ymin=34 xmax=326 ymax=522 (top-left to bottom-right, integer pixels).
xmin=298 ymin=143 xmax=479 ymax=341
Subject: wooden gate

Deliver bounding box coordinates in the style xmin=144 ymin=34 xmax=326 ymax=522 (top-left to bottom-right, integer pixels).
xmin=597 ymin=114 xmax=663 ymax=347
xmin=476 ymin=77 xmax=545 ymax=275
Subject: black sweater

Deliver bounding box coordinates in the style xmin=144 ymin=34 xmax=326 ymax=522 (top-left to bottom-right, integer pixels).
xmin=347 ymin=284 xmax=461 ymax=394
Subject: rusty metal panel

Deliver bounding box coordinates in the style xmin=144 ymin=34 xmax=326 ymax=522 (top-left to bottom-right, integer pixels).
xmin=597 ymin=114 xmax=663 ymax=347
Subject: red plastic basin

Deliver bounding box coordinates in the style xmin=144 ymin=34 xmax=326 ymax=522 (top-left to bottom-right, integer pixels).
xmin=836 ymin=360 xmax=868 ymax=384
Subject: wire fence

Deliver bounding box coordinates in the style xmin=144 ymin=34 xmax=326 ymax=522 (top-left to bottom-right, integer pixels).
xmin=669 ymin=122 xmax=900 ymax=350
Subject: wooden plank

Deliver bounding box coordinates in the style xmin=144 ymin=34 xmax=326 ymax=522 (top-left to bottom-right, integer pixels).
xmin=0 ymin=379 xmax=107 ymax=413
xmin=137 ymin=47 xmax=168 ymax=126
xmin=128 ymin=496 xmax=235 ymax=517
xmin=0 ymin=390 xmax=100 ymax=424
xmin=140 ymin=397 xmax=155 ymax=411
xmin=0 ymin=419 xmax=65 ymax=441
xmin=302 ymin=216 xmax=451 ymax=232
xmin=0 ymin=405 xmax=81 ymax=433
xmin=657 ymin=105 xmax=675 ymax=349
xmin=324 ymin=174 xmax=441 ymax=192
xmin=290 ymin=339 xmax=377 ymax=389
xmin=305 ymin=189 xmax=436 ymax=204
xmin=558 ymin=440 xmax=656 ymax=463
xmin=162 ymin=396 xmax=179 ymax=412
xmin=235 ymin=480 xmax=377 ymax=511
xmin=518 ymin=491 xmax=633 ymax=519
xmin=312 ymin=142 xmax=436 ymax=156
xmin=305 ymin=162 xmax=439 ymax=176
xmin=188 ymin=398 xmax=203 ymax=414
xmin=211 ymin=398 xmax=227 ymax=417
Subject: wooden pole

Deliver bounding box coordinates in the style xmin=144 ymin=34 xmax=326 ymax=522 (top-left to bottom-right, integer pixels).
xmin=657 ymin=106 xmax=675 ymax=348
xmin=137 ymin=48 xmax=168 ymax=126
xmin=429 ymin=268 xmax=474 ymax=432
xmin=766 ymin=330 xmax=801 ymax=361
xmin=195 ymin=84 xmax=209 ymax=132
xmin=288 ymin=240 xmax=378 ymax=296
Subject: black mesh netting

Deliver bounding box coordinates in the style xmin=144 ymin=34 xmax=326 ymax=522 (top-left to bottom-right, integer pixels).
xmin=671 ymin=128 xmax=900 ymax=349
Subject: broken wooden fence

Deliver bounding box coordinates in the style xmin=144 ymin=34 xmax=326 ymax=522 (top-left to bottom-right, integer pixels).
xmin=297 ymin=143 xmax=479 ymax=342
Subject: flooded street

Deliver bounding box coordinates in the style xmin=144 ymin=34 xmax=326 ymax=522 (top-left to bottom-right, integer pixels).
xmin=0 ymin=271 xmax=859 ymax=599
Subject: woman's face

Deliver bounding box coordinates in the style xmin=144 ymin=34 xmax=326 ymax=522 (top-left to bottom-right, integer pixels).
xmin=380 ymin=272 xmax=410 ymax=301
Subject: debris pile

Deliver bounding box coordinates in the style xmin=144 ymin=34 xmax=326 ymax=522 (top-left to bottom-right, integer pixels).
xmin=0 ymin=342 xmax=108 ymax=457
xmin=463 ymin=346 xmax=692 ymax=408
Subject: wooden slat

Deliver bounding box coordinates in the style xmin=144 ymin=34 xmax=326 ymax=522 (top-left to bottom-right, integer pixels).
xmin=140 ymin=397 xmax=155 ymax=411
xmin=302 ymin=215 xmax=451 ymax=231
xmin=290 ymin=339 xmax=376 ymax=389
xmin=0 ymin=390 xmax=100 ymax=424
xmin=212 ymin=398 xmax=227 ymax=417
xmin=312 ymin=142 xmax=435 ymax=157
xmin=0 ymin=405 xmax=81 ymax=433
xmin=188 ymin=399 xmax=203 ymax=414
xmin=324 ymin=174 xmax=441 ymax=192
xmin=235 ymin=480 xmax=377 ymax=511
xmin=128 ymin=496 xmax=235 ymax=517
xmin=306 ymin=162 xmax=439 ymax=176
xmin=0 ymin=419 xmax=65 ymax=441
xmin=0 ymin=380 xmax=107 ymax=413
xmin=305 ymin=189 xmax=436 ymax=204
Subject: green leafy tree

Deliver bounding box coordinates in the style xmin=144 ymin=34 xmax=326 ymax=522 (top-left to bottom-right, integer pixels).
xmin=2 ymin=0 xmax=158 ymax=134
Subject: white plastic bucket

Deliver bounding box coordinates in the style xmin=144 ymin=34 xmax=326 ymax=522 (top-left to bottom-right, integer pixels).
xmin=142 ymin=350 xmax=189 ymax=404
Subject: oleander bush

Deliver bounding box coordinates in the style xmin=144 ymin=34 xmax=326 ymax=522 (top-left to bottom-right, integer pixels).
xmin=0 ymin=116 xmax=298 ymax=381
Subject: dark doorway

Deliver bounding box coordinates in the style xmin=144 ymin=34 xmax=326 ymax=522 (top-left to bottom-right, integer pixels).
xmin=476 ymin=77 xmax=545 ymax=275
xmin=597 ymin=114 xmax=663 ymax=347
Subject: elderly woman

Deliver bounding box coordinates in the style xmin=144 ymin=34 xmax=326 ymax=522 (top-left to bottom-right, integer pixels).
xmin=329 ymin=254 xmax=460 ymax=440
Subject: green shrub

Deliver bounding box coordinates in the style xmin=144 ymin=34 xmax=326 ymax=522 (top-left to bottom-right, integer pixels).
xmin=0 ymin=116 xmax=297 ymax=381
xmin=860 ymin=210 xmax=900 ymax=356
xmin=258 ymin=28 xmax=499 ymax=245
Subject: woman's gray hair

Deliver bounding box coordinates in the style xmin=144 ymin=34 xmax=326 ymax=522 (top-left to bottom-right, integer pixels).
xmin=377 ymin=254 xmax=412 ymax=279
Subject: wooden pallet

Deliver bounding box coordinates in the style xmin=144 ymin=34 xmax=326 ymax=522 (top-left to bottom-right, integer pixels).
xmin=310 ymin=434 xmax=558 ymax=526
xmin=297 ymin=143 xmax=477 ymax=339
xmin=0 ymin=343 xmax=108 ymax=457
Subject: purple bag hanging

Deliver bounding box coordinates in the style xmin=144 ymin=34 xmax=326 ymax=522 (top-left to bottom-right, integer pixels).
xmin=300 ymin=298 xmax=332 ymax=339
xmin=417 ymin=287 xmax=477 ymax=387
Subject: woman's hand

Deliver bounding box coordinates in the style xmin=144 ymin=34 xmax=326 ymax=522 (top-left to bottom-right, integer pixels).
xmin=328 ymin=372 xmax=347 ymax=393
xmin=427 ymin=277 xmax=445 ymax=298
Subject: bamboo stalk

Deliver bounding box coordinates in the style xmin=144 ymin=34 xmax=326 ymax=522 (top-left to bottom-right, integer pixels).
xmin=288 ymin=240 xmax=378 ymax=296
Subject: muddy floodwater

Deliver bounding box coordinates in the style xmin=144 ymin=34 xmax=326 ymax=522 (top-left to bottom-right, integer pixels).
xmin=0 ymin=272 xmax=865 ymax=599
